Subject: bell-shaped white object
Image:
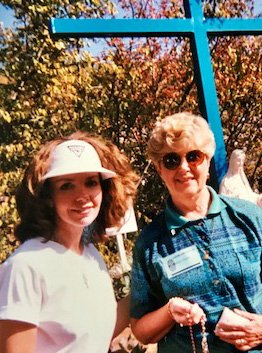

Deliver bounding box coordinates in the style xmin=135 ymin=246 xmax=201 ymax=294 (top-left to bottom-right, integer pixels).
xmin=219 ymin=149 xmax=261 ymax=208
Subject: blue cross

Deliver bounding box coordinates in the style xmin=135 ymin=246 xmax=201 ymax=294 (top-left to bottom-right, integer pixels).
xmin=50 ymin=0 xmax=262 ymax=187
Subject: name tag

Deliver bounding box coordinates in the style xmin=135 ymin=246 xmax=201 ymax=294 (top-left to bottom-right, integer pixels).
xmin=162 ymin=245 xmax=203 ymax=278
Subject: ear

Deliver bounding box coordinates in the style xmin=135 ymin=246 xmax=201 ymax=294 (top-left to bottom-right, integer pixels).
xmin=206 ymin=157 xmax=211 ymax=170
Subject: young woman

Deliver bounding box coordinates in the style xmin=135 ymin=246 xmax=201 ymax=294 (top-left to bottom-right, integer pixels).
xmin=0 ymin=131 xmax=138 ymax=353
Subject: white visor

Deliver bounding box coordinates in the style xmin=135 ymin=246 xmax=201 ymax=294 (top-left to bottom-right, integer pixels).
xmin=42 ymin=140 xmax=116 ymax=180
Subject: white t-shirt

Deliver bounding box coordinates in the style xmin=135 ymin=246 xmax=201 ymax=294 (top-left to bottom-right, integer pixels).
xmin=0 ymin=237 xmax=117 ymax=353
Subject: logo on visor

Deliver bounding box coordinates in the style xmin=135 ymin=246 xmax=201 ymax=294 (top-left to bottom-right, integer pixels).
xmin=67 ymin=145 xmax=85 ymax=157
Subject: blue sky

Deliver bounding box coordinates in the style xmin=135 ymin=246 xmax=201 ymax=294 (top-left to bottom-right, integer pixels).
xmin=1 ymin=2 xmax=261 ymax=28
xmin=0 ymin=1 xmax=261 ymax=56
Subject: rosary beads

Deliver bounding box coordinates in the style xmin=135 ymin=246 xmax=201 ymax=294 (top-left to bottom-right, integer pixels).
xmin=189 ymin=316 xmax=209 ymax=353
xmin=167 ymin=297 xmax=210 ymax=353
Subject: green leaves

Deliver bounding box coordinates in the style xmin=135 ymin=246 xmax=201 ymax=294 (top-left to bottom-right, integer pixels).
xmin=0 ymin=108 xmax=12 ymax=122
xmin=0 ymin=1 xmax=261 ymax=276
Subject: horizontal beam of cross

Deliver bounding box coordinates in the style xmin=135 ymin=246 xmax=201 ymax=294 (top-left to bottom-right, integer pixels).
xmin=50 ymin=18 xmax=262 ymax=38
xmin=50 ymin=0 xmax=262 ymax=188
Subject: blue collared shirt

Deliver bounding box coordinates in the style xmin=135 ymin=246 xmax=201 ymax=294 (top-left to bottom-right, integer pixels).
xmin=130 ymin=188 xmax=262 ymax=353
xmin=165 ymin=186 xmax=225 ymax=232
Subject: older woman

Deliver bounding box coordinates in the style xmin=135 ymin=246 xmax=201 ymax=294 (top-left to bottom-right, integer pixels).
xmin=130 ymin=112 xmax=262 ymax=353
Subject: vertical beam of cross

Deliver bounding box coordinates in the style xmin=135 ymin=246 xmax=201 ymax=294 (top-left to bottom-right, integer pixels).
xmin=183 ymin=0 xmax=225 ymax=188
xmin=50 ymin=0 xmax=262 ymax=188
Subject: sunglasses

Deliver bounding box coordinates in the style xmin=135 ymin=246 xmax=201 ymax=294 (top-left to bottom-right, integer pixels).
xmin=161 ymin=150 xmax=206 ymax=170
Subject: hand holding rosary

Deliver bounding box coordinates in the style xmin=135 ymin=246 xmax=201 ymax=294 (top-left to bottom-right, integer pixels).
xmin=168 ymin=297 xmax=209 ymax=353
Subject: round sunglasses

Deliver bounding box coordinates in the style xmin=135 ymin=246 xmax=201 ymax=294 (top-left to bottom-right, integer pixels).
xmin=161 ymin=150 xmax=206 ymax=170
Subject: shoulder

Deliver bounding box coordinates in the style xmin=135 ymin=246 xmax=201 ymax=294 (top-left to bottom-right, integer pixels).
xmin=219 ymin=194 xmax=262 ymax=226
xmin=134 ymin=212 xmax=166 ymax=249
xmin=0 ymin=238 xmax=64 ymax=273
xmin=0 ymin=239 xmax=47 ymax=285
xmin=2 ymin=238 xmax=44 ymax=263
xmin=220 ymin=194 xmax=261 ymax=213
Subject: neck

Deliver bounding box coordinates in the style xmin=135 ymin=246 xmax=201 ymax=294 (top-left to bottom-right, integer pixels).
xmin=172 ymin=187 xmax=211 ymax=220
xmin=53 ymin=226 xmax=84 ymax=255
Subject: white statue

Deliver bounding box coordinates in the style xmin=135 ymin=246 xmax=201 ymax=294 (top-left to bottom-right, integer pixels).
xmin=219 ymin=149 xmax=262 ymax=208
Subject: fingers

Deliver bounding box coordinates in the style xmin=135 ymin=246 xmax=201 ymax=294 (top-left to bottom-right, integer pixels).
xmin=215 ymin=327 xmax=244 ymax=340
xmin=214 ymin=335 xmax=250 ymax=350
xmin=233 ymin=309 xmax=251 ymax=318
xmin=214 ymin=328 xmax=261 ymax=350
xmin=236 ymin=338 xmax=247 ymax=346
xmin=170 ymin=297 xmax=191 ymax=313
xmin=190 ymin=303 xmax=205 ymax=324
xmin=168 ymin=298 xmax=205 ymax=326
xmin=233 ymin=309 xmax=259 ymax=321
xmin=235 ymin=338 xmax=251 ymax=351
xmin=232 ymin=337 xmax=259 ymax=351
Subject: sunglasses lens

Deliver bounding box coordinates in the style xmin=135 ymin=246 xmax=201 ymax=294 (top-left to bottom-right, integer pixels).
xmin=162 ymin=153 xmax=181 ymax=170
xmin=187 ymin=150 xmax=205 ymax=165
xmin=162 ymin=150 xmax=205 ymax=170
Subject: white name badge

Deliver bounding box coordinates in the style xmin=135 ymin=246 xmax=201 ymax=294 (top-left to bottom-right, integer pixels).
xmin=162 ymin=245 xmax=203 ymax=278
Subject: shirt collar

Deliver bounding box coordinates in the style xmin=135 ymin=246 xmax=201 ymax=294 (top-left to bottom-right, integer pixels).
xmin=165 ymin=186 xmax=226 ymax=231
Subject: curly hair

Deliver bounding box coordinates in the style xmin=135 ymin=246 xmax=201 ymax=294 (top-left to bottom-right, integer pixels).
xmin=147 ymin=112 xmax=216 ymax=164
xmin=15 ymin=131 xmax=139 ymax=243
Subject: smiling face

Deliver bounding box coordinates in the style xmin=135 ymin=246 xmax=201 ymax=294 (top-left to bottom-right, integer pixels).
xmin=157 ymin=148 xmax=211 ymax=202
xmin=51 ymin=173 xmax=102 ymax=234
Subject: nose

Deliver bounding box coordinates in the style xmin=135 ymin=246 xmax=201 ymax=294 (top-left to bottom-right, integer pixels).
xmin=74 ymin=186 xmax=91 ymax=204
xmin=75 ymin=195 xmax=90 ymax=204
xmin=178 ymin=156 xmax=190 ymax=170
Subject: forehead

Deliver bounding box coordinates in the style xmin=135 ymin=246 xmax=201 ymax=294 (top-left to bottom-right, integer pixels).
xmin=51 ymin=172 xmax=100 ymax=182
xmin=164 ymin=144 xmax=201 ymax=156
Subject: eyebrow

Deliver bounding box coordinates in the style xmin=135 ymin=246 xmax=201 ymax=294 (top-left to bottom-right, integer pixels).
xmin=54 ymin=174 xmax=99 ymax=183
xmin=54 ymin=177 xmax=73 ymax=183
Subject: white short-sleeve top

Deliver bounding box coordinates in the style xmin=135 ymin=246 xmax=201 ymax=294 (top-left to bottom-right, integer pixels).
xmin=0 ymin=237 xmax=117 ymax=353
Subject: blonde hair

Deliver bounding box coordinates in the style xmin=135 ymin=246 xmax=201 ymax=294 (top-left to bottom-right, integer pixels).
xmin=147 ymin=112 xmax=216 ymax=163
xmin=15 ymin=131 xmax=139 ymax=242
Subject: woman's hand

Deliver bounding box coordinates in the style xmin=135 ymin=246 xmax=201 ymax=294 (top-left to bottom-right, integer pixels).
xmin=214 ymin=309 xmax=262 ymax=351
xmin=168 ymin=297 xmax=206 ymax=326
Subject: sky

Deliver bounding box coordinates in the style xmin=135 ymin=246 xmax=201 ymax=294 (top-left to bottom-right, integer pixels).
xmin=0 ymin=1 xmax=261 ymax=56
xmin=1 ymin=1 xmax=262 ymax=27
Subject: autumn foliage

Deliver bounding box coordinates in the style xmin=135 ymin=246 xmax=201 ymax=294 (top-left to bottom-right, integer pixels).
xmin=0 ymin=0 xmax=261 ymax=267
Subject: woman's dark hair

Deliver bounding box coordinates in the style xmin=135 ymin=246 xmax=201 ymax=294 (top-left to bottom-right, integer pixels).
xmin=15 ymin=131 xmax=138 ymax=243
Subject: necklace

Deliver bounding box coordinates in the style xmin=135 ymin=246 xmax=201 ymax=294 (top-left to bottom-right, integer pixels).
xmin=189 ymin=317 xmax=209 ymax=353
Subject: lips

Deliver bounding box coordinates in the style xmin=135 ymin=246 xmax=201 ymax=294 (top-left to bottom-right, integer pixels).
xmin=73 ymin=208 xmax=92 ymax=214
xmin=176 ymin=177 xmax=194 ymax=183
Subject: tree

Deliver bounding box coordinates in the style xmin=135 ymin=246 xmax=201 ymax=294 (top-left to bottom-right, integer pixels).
xmin=0 ymin=0 xmax=116 ymax=261
xmin=82 ymin=0 xmax=261 ymax=220
xmin=0 ymin=0 xmax=261 ymax=266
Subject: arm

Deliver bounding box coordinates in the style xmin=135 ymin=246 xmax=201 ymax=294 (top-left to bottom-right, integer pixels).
xmin=130 ymin=302 xmax=175 ymax=344
xmin=215 ymin=309 xmax=262 ymax=351
xmin=130 ymin=225 xmax=206 ymax=345
xmin=0 ymin=320 xmax=37 ymax=353
xmin=130 ymin=297 xmax=205 ymax=345
xmin=112 ymin=294 xmax=130 ymax=338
